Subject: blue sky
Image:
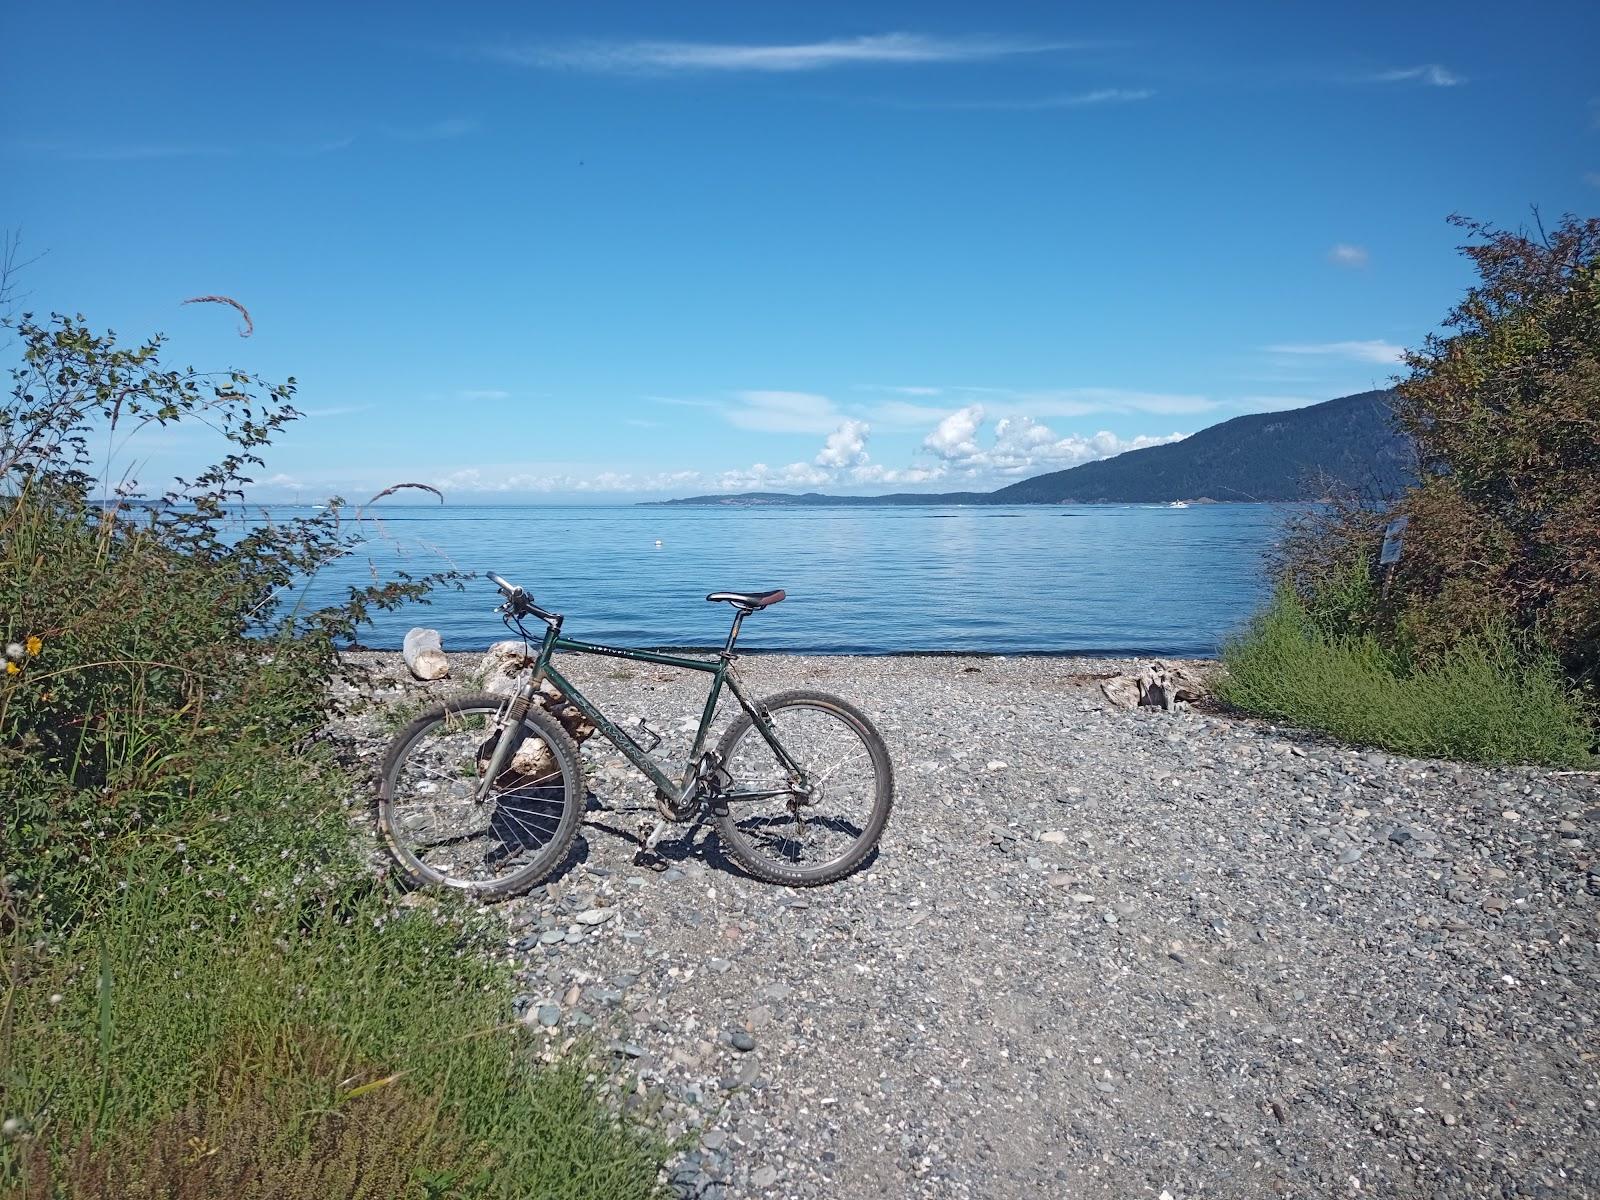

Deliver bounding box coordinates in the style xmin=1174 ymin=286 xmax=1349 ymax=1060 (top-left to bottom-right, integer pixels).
xmin=4 ymin=1 xmax=1596 ymax=501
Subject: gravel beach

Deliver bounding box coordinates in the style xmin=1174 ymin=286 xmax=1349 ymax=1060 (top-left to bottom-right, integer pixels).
xmin=334 ymin=651 xmax=1600 ymax=1200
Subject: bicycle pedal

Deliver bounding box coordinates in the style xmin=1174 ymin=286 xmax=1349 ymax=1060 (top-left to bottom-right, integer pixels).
xmin=641 ymin=818 xmax=672 ymax=853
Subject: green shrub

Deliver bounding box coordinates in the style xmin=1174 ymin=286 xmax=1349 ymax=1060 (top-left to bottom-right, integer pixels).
xmin=1 ymin=312 xmax=665 ymax=1197
xmin=1218 ymin=583 xmax=1595 ymax=767
xmin=1277 ymin=215 xmax=1600 ymax=691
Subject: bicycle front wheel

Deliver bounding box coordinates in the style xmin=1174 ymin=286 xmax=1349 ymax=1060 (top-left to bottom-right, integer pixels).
xmin=713 ymin=689 xmax=894 ymax=886
xmin=378 ymin=693 xmax=585 ymax=898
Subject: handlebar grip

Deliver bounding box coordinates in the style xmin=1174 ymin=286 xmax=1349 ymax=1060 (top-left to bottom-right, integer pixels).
xmin=486 ymin=570 xmax=516 ymax=595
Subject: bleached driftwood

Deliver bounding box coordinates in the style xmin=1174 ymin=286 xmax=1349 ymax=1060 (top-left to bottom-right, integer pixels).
xmin=1099 ymin=661 xmax=1209 ymax=711
xmin=402 ymin=627 xmax=450 ymax=681
xmin=478 ymin=640 xmax=597 ymax=744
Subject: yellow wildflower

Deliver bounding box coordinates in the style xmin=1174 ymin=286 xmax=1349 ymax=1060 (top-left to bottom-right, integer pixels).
xmin=4 ymin=662 xmax=18 ymax=675
xmin=25 ymin=635 xmax=41 ymax=656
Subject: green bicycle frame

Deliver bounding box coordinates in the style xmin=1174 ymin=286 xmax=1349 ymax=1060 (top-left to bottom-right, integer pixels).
xmin=483 ymin=613 xmax=810 ymax=809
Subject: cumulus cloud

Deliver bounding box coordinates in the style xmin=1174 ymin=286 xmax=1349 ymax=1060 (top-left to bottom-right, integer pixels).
xmin=1327 ymin=243 xmax=1369 ymax=268
xmin=486 ymin=33 xmax=1081 ymax=74
xmin=923 ymin=406 xmax=987 ymax=460
xmin=1266 ymin=339 xmax=1405 ymax=364
xmin=922 ymin=407 xmax=1184 ymax=476
xmin=815 ymin=419 xmax=870 ymax=468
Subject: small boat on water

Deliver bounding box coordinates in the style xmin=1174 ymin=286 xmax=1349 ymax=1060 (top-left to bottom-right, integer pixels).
xmin=1166 ymin=501 xmax=1189 ymax=509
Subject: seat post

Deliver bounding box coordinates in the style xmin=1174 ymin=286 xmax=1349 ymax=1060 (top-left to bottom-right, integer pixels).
xmin=721 ymin=608 xmax=749 ymax=657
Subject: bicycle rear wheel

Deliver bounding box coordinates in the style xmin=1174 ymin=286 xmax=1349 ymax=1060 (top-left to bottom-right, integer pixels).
xmin=378 ymin=693 xmax=585 ymax=898
xmin=712 ymin=689 xmax=893 ymax=886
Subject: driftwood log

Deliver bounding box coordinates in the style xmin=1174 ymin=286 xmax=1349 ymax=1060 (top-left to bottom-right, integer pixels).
xmin=402 ymin=627 xmax=450 ymax=681
xmin=1099 ymin=660 xmax=1208 ymax=711
xmin=479 ymin=640 xmax=598 ymax=745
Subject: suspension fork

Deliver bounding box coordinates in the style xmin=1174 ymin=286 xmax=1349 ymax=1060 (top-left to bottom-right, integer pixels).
xmin=474 ymin=685 xmax=533 ymax=802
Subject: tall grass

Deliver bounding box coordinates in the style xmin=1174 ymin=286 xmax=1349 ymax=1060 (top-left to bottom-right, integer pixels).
xmin=1 ymin=314 xmax=667 ymax=1197
xmin=1218 ymin=582 xmax=1595 ymax=768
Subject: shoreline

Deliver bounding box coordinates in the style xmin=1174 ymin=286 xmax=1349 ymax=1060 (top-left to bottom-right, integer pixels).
xmin=342 ymin=644 xmax=1224 ymax=661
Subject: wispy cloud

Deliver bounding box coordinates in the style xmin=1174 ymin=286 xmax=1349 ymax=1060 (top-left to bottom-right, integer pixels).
xmin=860 ymin=384 xmax=944 ymax=396
xmin=1367 ymin=64 xmax=1464 ymax=87
xmin=455 ymin=389 xmax=511 ymax=401
xmin=1266 ymin=339 xmax=1406 ymax=365
xmin=862 ymin=384 xmax=1216 ymax=420
xmin=485 ymin=33 xmax=1085 ymax=74
xmin=298 ymin=404 xmax=374 ymax=418
xmin=1327 ymin=242 xmax=1369 ymax=268
xmin=894 ymin=88 xmax=1153 ymax=112
xmin=380 ymin=117 xmax=479 ymax=142
xmin=725 ymin=390 xmax=843 ymax=434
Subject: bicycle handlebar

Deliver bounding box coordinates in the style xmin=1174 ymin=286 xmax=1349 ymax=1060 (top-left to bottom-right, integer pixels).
xmin=487 ymin=570 xmax=556 ymax=624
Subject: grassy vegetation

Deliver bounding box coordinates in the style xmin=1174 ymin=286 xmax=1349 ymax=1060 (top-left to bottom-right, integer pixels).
xmin=1222 ymin=215 xmax=1599 ymax=768
xmin=1218 ymin=582 xmax=1594 ymax=767
xmin=1 ymin=314 xmax=666 ymax=1197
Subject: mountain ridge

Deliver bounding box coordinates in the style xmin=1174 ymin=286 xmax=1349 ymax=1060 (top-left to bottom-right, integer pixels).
xmin=643 ymin=389 xmax=1411 ymax=507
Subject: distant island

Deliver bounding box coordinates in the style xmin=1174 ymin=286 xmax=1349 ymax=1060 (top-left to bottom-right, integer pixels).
xmin=644 ymin=389 xmax=1411 ymax=507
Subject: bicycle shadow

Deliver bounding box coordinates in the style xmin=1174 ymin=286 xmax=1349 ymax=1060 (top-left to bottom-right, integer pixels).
xmin=575 ymin=791 xmax=881 ymax=886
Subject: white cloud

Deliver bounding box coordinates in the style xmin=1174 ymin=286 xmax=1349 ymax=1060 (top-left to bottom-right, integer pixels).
xmin=455 ymin=389 xmax=511 ymax=401
xmin=923 ymin=406 xmax=987 ymax=460
xmin=297 ymin=404 xmax=373 ymax=418
xmin=1266 ymin=339 xmax=1405 ymax=365
xmin=815 ymin=419 xmax=870 ymax=468
xmin=865 ymin=384 xmax=1214 ymax=421
xmin=924 ymin=408 xmax=1186 ymax=476
xmin=413 ymin=398 xmax=1191 ymax=497
xmin=431 ymin=465 xmax=711 ymax=494
xmin=901 ymin=88 xmax=1153 ymax=111
xmin=859 ymin=398 xmax=958 ymax=430
xmin=716 ymin=462 xmax=832 ymax=491
xmin=861 ymin=384 xmax=944 ymax=397
xmin=1369 ymin=64 xmax=1464 ymax=87
xmin=850 ymin=462 xmax=948 ymax=485
xmin=487 ymin=33 xmax=1082 ymax=74
xmin=1327 ymin=243 xmax=1369 ymax=268
xmin=724 ymin=390 xmax=842 ymax=434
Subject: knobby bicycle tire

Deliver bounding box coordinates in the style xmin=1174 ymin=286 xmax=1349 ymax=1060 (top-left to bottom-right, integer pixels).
xmin=713 ymin=689 xmax=894 ymax=887
xmin=378 ymin=692 xmax=586 ymax=899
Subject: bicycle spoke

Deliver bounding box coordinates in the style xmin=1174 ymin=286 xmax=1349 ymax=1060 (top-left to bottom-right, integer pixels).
xmin=720 ymin=699 xmax=885 ymax=875
xmin=383 ymin=700 xmax=579 ymax=892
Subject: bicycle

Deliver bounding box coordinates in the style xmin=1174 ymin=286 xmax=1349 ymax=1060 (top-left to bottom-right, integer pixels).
xmin=377 ymin=572 xmax=894 ymax=897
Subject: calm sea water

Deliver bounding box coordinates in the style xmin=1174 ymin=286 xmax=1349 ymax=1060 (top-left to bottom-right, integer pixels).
xmin=277 ymin=504 xmax=1290 ymax=656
